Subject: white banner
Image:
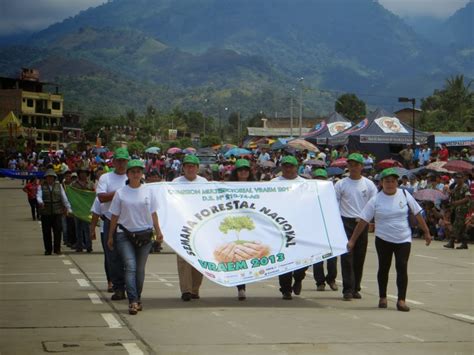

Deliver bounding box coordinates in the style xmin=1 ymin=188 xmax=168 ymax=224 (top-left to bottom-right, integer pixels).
xmin=327 ymin=121 xmax=352 ymax=136
xmin=374 ymin=116 xmax=408 ymax=134
xmin=152 ymin=181 xmax=348 ymax=287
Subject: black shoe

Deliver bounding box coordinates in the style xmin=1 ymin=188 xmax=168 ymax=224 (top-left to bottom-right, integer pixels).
xmin=181 ymin=292 xmax=192 ymax=301
xmin=111 ymin=290 xmax=126 ymax=301
xmin=343 ymin=293 xmax=353 ymax=301
xmin=44 ymin=251 xmax=52 ymax=255
xmin=456 ymin=244 xmax=468 ymax=249
xmin=282 ymin=292 xmax=292 ymax=300
xmin=352 ymin=291 xmax=362 ymax=299
xmin=328 ymin=282 xmax=338 ymax=291
xmin=75 ymin=249 xmax=83 ymax=253
xmin=191 ymin=293 xmax=200 ymax=299
xmin=444 ymin=242 xmax=454 ymax=249
xmin=86 ymin=248 xmax=93 ymax=253
xmin=293 ymin=280 xmax=302 ymax=295
xmin=396 ymin=302 xmax=410 ymax=312
xmin=378 ymin=299 xmax=388 ymax=308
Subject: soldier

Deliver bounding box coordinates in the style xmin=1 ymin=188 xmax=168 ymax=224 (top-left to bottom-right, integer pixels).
xmin=444 ymin=173 xmax=471 ymax=249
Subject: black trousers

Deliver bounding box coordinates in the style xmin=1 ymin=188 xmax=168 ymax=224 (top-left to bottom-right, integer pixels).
xmin=375 ymin=237 xmax=411 ymax=301
xmin=313 ymin=257 xmax=337 ymax=286
xmin=41 ymin=214 xmax=63 ymax=254
xmin=340 ymin=217 xmax=368 ymax=294
xmin=28 ymin=198 xmax=39 ymax=220
xmin=279 ymin=267 xmax=308 ymax=293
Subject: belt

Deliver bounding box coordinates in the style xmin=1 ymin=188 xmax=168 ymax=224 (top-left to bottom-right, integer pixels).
xmin=342 ymin=216 xmax=361 ymax=222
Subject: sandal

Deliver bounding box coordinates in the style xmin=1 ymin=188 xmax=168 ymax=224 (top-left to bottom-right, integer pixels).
xmin=129 ymin=302 xmax=139 ymax=315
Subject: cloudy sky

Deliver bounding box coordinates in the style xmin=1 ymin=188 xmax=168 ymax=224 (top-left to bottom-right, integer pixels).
xmin=0 ymin=0 xmax=471 ymax=35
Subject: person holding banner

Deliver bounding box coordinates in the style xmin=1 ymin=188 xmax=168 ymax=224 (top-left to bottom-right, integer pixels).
xmin=172 ymin=155 xmax=206 ymax=301
xmin=271 ymin=155 xmax=307 ymax=300
xmin=107 ymin=159 xmax=163 ymax=315
xmin=347 ymin=168 xmax=432 ymax=312
xmin=230 ymin=158 xmax=256 ymax=300
xmin=335 ymin=153 xmax=377 ymax=301
xmin=312 ymin=169 xmax=338 ymax=292
xmin=72 ymin=166 xmax=95 ymax=253
xmin=96 ymin=148 xmax=129 ymax=301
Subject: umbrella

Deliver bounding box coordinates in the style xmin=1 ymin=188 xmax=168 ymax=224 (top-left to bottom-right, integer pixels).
xmin=167 ymin=147 xmax=182 ymax=155
xmin=376 ymin=159 xmax=403 ymax=169
xmin=224 ymin=148 xmax=252 ymax=158
xmin=271 ymin=138 xmax=289 ymax=150
xmin=326 ymin=167 xmax=344 ymax=176
xmin=259 ymin=160 xmax=276 ymax=168
xmin=392 ymin=167 xmax=410 ymax=177
xmin=92 ymin=146 xmax=109 ymax=154
xmin=407 ymin=167 xmax=427 ymax=176
xmin=219 ymin=144 xmax=237 ymax=153
xmin=330 ymin=158 xmax=348 ymax=168
xmin=426 ymin=161 xmax=449 ymax=172
xmin=305 ymin=159 xmax=326 ymax=167
xmin=145 ymin=146 xmax=161 ymax=154
xmin=287 ymin=139 xmax=319 ymax=152
xmin=443 ymin=160 xmax=473 ymax=173
xmin=183 ymin=147 xmax=196 ymax=155
xmin=413 ymin=189 xmax=448 ymax=202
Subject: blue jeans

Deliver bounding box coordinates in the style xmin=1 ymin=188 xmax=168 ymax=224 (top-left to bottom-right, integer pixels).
xmin=100 ymin=231 xmax=111 ymax=282
xmin=116 ymin=232 xmax=152 ymax=303
xmin=103 ymin=219 xmax=125 ymax=292
xmin=74 ymin=217 xmax=92 ymax=251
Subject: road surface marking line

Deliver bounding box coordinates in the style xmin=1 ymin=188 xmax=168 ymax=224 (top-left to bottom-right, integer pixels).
xmin=62 ymin=260 xmax=72 ymax=265
xmin=415 ymin=254 xmax=437 ymax=259
xmin=76 ymin=279 xmax=90 ymax=287
xmin=370 ymin=323 xmax=392 ymax=330
xmin=0 ymin=281 xmax=59 ymax=284
xmin=158 ymin=278 xmax=168 ymax=282
xmin=426 ymin=283 xmax=435 ymax=286
xmin=58 ymin=254 xmax=65 ymax=258
xmin=453 ymin=313 xmax=474 ymax=321
xmin=165 ymin=283 xmax=173 ymax=287
xmin=387 ymin=295 xmax=423 ymax=305
xmin=0 ymin=273 xmax=56 ymax=276
xmin=69 ymin=268 xmax=80 ymax=275
xmin=246 ymin=333 xmax=264 ymax=339
xmin=266 ymin=284 xmax=276 ymax=288
xmin=340 ymin=313 xmax=359 ymax=320
xmin=101 ymin=313 xmax=122 ymax=328
xmin=88 ymin=293 xmax=103 ymax=304
xmin=404 ymin=334 xmax=424 ymax=342
xmin=122 ymin=343 xmax=144 ymax=355
xmin=211 ymin=311 xmax=222 ymax=317
xmin=227 ymin=321 xmax=240 ymax=328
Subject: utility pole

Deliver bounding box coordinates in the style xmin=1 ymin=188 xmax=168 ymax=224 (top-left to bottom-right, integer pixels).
xmin=298 ymin=77 xmax=304 ymax=136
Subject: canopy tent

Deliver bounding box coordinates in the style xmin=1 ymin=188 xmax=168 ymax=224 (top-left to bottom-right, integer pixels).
xmin=434 ymin=134 xmax=474 ymax=147
xmin=302 ymin=112 xmax=352 ymax=145
xmin=328 ymin=108 xmax=434 ymax=160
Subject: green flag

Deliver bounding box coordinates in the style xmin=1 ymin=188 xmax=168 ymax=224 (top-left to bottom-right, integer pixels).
xmin=65 ymin=185 xmax=96 ymax=223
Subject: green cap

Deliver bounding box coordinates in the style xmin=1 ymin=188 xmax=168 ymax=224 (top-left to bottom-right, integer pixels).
xmin=235 ymin=159 xmax=250 ymax=169
xmin=281 ymin=155 xmax=298 ymax=166
xmin=313 ymin=169 xmax=328 ymax=178
xmin=347 ymin=153 xmax=364 ymax=164
xmin=379 ymin=167 xmax=400 ymax=180
xmin=127 ymin=159 xmax=145 ymax=171
xmin=44 ymin=169 xmax=57 ymax=178
xmin=114 ymin=147 xmax=130 ymax=160
xmin=183 ymin=155 xmax=200 ymax=165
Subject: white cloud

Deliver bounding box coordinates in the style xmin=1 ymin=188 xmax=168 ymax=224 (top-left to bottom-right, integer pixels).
xmin=378 ymin=0 xmax=471 ymax=18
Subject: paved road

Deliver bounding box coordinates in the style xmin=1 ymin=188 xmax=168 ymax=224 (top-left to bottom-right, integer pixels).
xmin=0 ymin=178 xmax=472 ymax=355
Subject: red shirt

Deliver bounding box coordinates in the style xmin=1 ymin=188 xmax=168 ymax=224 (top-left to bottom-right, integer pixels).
xmin=439 ymin=148 xmax=449 ymax=161
xmin=23 ymin=182 xmax=38 ymax=200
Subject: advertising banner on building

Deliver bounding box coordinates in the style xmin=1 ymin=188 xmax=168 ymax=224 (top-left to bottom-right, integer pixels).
xmin=153 ymin=181 xmax=347 ymax=287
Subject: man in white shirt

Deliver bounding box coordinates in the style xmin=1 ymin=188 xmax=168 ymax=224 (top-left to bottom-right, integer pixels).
xmin=172 ymin=155 xmax=207 ymax=301
xmin=96 ymin=147 xmax=129 ymax=300
xmin=334 ymin=153 xmax=377 ymax=300
xmin=271 ymin=155 xmax=307 ymax=300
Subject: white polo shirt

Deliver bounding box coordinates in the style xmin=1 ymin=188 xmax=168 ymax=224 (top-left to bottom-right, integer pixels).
xmin=334 ymin=176 xmax=377 ymax=218
xmin=96 ymin=172 xmax=128 ymax=219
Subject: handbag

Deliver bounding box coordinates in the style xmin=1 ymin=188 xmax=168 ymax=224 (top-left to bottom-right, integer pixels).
xmin=118 ymin=224 xmax=154 ymax=247
xmin=402 ymin=189 xmax=418 ymax=228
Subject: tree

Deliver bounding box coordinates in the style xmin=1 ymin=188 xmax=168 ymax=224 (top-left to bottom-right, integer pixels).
xmin=201 ymin=135 xmax=221 ymax=147
xmin=219 ymin=216 xmax=255 ymax=242
xmin=335 ymin=93 xmax=366 ymax=121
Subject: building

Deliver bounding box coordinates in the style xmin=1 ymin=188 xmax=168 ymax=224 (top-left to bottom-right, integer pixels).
xmin=247 ymin=116 xmax=323 ymax=137
xmin=0 ymin=68 xmax=64 ymax=149
xmin=394 ymin=107 xmax=422 ymax=125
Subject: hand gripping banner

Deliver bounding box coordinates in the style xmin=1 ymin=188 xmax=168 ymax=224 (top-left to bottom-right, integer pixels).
xmin=153 ymin=180 xmax=347 ymax=287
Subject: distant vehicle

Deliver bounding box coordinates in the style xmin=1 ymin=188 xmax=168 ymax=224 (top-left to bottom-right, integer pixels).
xmin=196 ymin=148 xmax=217 ymax=167
xmin=38 ymin=150 xmax=56 ymax=160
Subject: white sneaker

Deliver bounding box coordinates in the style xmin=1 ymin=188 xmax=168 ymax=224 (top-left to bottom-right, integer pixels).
xmin=238 ymin=289 xmax=246 ymax=301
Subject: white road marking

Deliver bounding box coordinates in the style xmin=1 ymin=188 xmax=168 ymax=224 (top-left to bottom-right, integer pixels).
xmin=425 ymin=283 xmax=435 ymax=287
xmin=76 ymin=279 xmax=90 ymax=287
xmin=122 ymin=343 xmax=144 ymax=355
xmin=266 ymin=284 xmax=276 ymax=288
xmin=340 ymin=313 xmax=359 ymax=320
xmin=415 ymin=254 xmax=438 ymax=259
xmin=58 ymin=254 xmax=65 ymax=258
xmin=88 ymin=293 xmax=103 ymax=304
xmin=0 ymin=281 xmax=59 ymax=284
xmin=387 ymin=295 xmax=423 ymax=305
xmin=69 ymin=268 xmax=80 ymax=275
xmin=158 ymin=278 xmax=168 ymax=282
xmin=101 ymin=313 xmax=122 ymax=328
xmin=453 ymin=313 xmax=474 ymax=322
xmin=0 ymin=273 xmax=56 ymax=276
xmin=165 ymin=283 xmax=173 ymax=287
xmin=227 ymin=321 xmax=241 ymax=328
xmin=246 ymin=333 xmax=264 ymax=339
xmin=370 ymin=323 xmax=392 ymax=330
xmin=62 ymin=260 xmax=72 ymax=265
xmin=404 ymin=334 xmax=424 ymax=342
xmin=211 ymin=311 xmax=222 ymax=317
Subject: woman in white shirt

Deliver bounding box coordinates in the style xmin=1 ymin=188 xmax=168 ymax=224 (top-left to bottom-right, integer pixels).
xmin=108 ymin=160 xmax=163 ymax=315
xmin=347 ymin=168 xmax=432 ymax=312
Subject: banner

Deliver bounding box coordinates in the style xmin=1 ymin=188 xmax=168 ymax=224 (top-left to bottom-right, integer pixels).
xmin=374 ymin=116 xmax=408 ymax=134
xmin=0 ymin=169 xmax=44 ymax=180
xmin=65 ymin=185 xmax=96 ymax=222
xmin=153 ymin=181 xmax=347 ymax=287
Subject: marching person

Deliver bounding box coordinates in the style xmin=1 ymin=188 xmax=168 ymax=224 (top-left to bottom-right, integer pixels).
xmin=335 ymin=153 xmax=378 ymax=300
xmin=96 ymin=147 xmax=129 ymax=300
xmin=172 ymin=155 xmax=207 ymax=301
xmin=312 ymin=169 xmax=338 ymax=292
xmin=37 ymin=169 xmax=72 ymax=255
xmin=229 ymin=158 xmax=256 ymax=300
xmin=107 ymin=159 xmax=163 ymax=315
xmin=348 ymin=168 xmax=432 ymax=312
xmin=23 ymin=177 xmax=40 ymax=221
xmin=72 ymin=165 xmax=95 ymax=253
xmin=271 ymin=155 xmax=307 ymax=300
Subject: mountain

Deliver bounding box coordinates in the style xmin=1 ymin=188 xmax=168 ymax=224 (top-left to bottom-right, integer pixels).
xmin=1 ymin=0 xmax=472 ymax=119
xmin=443 ymin=1 xmax=474 ymax=48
